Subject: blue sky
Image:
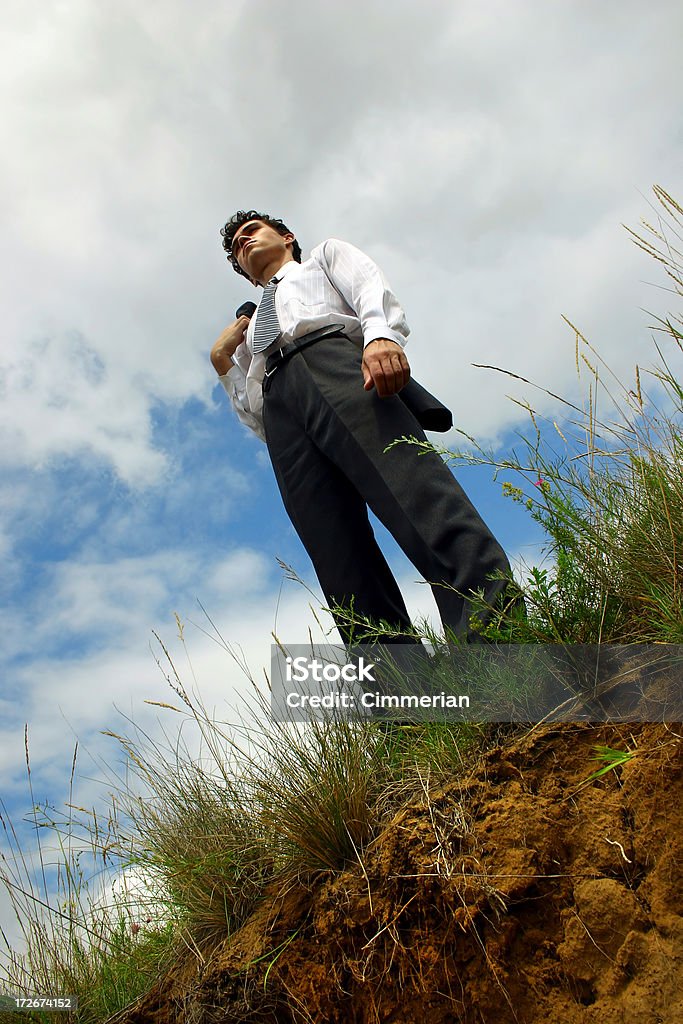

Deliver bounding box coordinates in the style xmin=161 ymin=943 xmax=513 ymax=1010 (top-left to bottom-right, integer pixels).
xmin=1 ymin=0 xmax=682 ymax=949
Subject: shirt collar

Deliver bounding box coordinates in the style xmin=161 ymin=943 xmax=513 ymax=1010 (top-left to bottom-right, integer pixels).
xmin=271 ymin=258 xmax=299 ymax=284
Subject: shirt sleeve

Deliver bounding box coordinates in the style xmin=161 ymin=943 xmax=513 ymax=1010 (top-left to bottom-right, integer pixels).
xmin=314 ymin=238 xmax=410 ymax=348
xmin=217 ymin=347 xmax=266 ymax=443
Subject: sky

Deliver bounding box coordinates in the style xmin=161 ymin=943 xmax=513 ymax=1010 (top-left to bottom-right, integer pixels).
xmin=1 ymin=0 xmax=682 ymax=952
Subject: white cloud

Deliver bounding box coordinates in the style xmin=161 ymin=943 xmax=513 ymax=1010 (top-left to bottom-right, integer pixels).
xmin=0 ymin=334 xmax=167 ymax=485
xmin=0 ymin=536 xmax=442 ymax=795
xmin=2 ymin=0 xmax=681 ymax=482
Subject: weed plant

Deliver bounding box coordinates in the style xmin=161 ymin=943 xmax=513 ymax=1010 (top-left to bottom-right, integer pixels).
xmin=1 ymin=186 xmax=681 ymax=1020
xmin=0 ymin=734 xmax=176 ymax=1024
xmin=107 ymin=634 xmax=482 ymax=924
xmin=1 ymin=641 xmax=480 ymax=1022
xmin=391 ymin=186 xmax=683 ymax=644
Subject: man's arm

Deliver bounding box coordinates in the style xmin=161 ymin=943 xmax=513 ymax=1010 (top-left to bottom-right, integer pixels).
xmin=210 ymin=314 xmax=267 ymax=441
xmin=210 ymin=314 xmax=250 ymax=375
xmin=315 ymin=238 xmax=411 ymax=397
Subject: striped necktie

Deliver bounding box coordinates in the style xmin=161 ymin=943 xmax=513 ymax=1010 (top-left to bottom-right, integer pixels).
xmin=252 ymin=277 xmax=281 ymax=354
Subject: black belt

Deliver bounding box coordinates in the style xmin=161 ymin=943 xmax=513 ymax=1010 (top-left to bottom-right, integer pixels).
xmin=261 ymin=325 xmax=453 ymax=432
xmin=262 ymin=324 xmax=346 ymax=393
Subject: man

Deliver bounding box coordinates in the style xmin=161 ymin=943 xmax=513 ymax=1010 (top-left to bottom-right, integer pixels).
xmin=211 ymin=209 xmax=513 ymax=644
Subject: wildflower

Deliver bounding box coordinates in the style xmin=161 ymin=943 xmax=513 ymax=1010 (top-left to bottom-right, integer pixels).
xmin=131 ymin=922 xmax=141 ymax=936
xmin=502 ymin=482 xmax=524 ymax=501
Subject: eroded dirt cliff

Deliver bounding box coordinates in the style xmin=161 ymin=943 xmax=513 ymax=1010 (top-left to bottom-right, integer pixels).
xmin=112 ymin=722 xmax=683 ymax=1024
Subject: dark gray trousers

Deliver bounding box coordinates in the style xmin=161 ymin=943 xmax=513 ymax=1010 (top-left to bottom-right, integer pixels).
xmin=262 ymin=338 xmax=511 ymax=643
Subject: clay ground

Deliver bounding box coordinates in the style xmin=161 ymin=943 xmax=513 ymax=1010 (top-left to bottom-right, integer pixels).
xmin=111 ymin=721 xmax=683 ymax=1024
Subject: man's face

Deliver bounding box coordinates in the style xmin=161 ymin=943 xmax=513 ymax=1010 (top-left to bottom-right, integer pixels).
xmin=232 ymin=219 xmax=295 ymax=283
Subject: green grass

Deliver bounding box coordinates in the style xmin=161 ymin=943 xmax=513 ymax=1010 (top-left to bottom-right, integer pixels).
xmin=0 ymin=733 xmax=176 ymax=1024
xmin=586 ymin=744 xmax=636 ymax=781
xmin=390 ymin=186 xmax=683 ymax=646
xmin=1 ymin=185 xmax=681 ymax=1021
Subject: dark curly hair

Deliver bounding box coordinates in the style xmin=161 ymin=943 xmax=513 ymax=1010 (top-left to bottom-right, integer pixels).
xmin=221 ymin=209 xmax=302 ymax=280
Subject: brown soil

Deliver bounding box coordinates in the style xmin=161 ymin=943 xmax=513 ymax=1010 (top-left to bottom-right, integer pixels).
xmin=112 ymin=722 xmax=683 ymax=1023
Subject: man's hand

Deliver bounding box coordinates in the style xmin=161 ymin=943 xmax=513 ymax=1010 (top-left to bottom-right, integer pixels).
xmin=362 ymin=338 xmax=410 ymax=397
xmin=210 ymin=316 xmax=250 ymax=375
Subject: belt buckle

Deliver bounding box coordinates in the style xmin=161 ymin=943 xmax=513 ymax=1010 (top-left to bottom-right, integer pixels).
xmin=262 ymin=345 xmax=287 ymax=393
xmin=264 ymin=345 xmax=286 ymax=376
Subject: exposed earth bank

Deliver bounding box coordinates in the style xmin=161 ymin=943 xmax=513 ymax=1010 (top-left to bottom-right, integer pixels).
xmin=112 ymin=722 xmax=683 ymax=1023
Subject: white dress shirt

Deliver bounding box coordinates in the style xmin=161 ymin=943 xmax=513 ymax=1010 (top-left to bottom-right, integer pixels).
xmin=219 ymin=238 xmax=410 ymax=441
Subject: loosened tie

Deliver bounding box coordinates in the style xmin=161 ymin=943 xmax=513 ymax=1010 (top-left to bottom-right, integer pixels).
xmin=252 ymin=277 xmax=281 ymax=354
